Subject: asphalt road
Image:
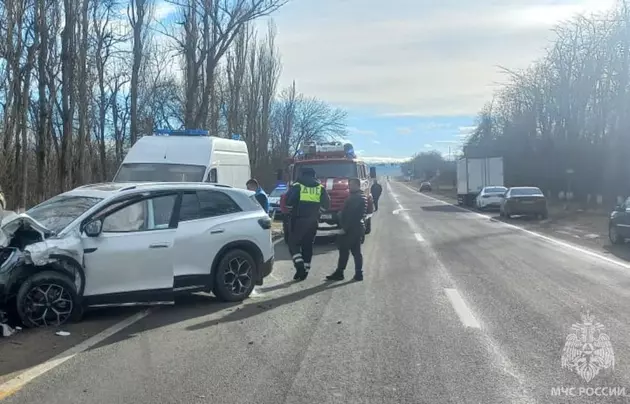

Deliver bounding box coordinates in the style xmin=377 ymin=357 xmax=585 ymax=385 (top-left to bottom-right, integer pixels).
xmin=4 ymin=180 xmax=630 ymax=403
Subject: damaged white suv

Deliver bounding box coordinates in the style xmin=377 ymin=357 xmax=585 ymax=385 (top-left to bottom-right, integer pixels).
xmin=0 ymin=182 xmax=275 ymax=328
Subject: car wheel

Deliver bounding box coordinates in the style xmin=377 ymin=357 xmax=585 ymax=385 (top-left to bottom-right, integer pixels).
xmin=213 ymin=249 xmax=257 ymax=302
xmin=364 ymin=218 xmax=372 ymax=235
xmin=610 ymin=225 xmax=624 ymax=245
xmin=540 ymin=210 xmax=548 ymax=220
xmin=505 ymin=209 xmax=511 ymax=219
xmin=16 ymin=271 xmax=82 ymax=328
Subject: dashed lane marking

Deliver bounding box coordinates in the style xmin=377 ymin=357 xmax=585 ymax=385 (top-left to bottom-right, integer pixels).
xmin=444 ymin=288 xmax=481 ymax=328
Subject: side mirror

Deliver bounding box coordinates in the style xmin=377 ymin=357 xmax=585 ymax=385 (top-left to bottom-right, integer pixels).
xmin=369 ymin=167 xmax=376 ymax=179
xmin=84 ymin=219 xmax=103 ymax=237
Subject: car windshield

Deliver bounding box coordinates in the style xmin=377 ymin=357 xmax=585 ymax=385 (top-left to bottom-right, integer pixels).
xmin=293 ymin=162 xmax=357 ymax=179
xmin=511 ymin=187 xmax=543 ymax=196
xmin=114 ymin=163 xmax=206 ymax=182
xmin=269 ymin=188 xmax=287 ymax=197
xmin=25 ymin=195 xmax=103 ymax=233
xmin=485 ymin=187 xmax=507 ymax=193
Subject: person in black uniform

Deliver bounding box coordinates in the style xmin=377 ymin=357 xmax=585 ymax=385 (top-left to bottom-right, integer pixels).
xmin=370 ymin=179 xmax=383 ymax=212
xmin=326 ymin=177 xmax=367 ymax=282
xmin=284 ymin=167 xmax=330 ymax=281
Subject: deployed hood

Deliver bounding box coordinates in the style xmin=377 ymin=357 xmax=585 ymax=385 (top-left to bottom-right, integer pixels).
xmin=0 ymin=211 xmax=82 ymax=267
xmin=297 ymin=176 xmax=321 ymax=187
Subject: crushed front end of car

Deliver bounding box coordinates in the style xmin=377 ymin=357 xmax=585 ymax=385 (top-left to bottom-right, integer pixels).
xmin=0 ymin=212 xmax=84 ymax=329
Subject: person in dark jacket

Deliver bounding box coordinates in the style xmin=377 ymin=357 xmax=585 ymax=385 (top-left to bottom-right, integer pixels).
xmin=284 ymin=167 xmax=331 ymax=281
xmin=370 ymin=179 xmax=383 ymax=211
xmin=246 ymin=179 xmax=269 ymax=213
xmin=326 ymin=177 xmax=367 ymax=282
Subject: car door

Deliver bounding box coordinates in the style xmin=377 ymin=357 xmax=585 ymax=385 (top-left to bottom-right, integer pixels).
xmin=81 ymin=192 xmax=178 ymax=305
xmin=172 ymin=190 xmax=243 ymax=290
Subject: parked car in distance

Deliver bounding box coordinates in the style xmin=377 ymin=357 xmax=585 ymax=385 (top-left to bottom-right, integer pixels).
xmin=608 ymin=196 xmax=630 ymax=245
xmin=419 ymin=181 xmax=432 ymax=192
xmin=499 ymin=186 xmax=548 ymax=219
xmin=0 ymin=182 xmax=274 ymax=328
xmin=475 ymin=186 xmax=507 ymax=211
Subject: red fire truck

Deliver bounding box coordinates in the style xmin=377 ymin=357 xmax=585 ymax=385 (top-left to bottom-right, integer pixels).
xmin=279 ymin=141 xmax=375 ymax=242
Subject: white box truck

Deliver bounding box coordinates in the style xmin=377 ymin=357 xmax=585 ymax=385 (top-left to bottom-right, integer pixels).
xmin=457 ymin=156 xmax=504 ymax=206
xmin=113 ymin=130 xmax=251 ymax=189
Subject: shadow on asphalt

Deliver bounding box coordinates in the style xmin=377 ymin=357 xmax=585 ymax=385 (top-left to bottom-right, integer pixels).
xmin=88 ymin=280 xmax=354 ymax=350
xmin=603 ymin=243 xmax=630 ymax=262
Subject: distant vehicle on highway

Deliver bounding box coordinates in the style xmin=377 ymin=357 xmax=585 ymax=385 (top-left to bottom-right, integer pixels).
xmin=0 ymin=182 xmax=274 ymax=328
xmin=475 ymin=186 xmax=507 ymax=211
xmin=419 ymin=181 xmax=432 ymax=192
xmin=608 ymin=197 xmax=630 ymax=245
xmin=499 ymin=187 xmax=548 ymax=219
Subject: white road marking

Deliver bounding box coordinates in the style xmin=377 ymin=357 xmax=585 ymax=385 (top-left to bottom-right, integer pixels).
xmin=414 ymin=233 xmax=425 ymax=243
xmin=0 ymin=310 xmax=151 ymax=400
xmin=444 ymin=288 xmax=481 ymax=328
xmin=397 ymin=182 xmax=630 ymax=271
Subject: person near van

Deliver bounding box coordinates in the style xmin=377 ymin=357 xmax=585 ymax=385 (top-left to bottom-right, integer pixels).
xmin=370 ymin=179 xmax=383 ymax=212
xmin=285 ymin=167 xmax=330 ymax=281
xmin=246 ymin=179 xmax=269 ymax=213
xmin=327 ymin=178 xmax=367 ymax=282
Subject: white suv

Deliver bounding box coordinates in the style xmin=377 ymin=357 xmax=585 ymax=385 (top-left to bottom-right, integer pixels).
xmin=0 ymin=182 xmax=274 ymax=328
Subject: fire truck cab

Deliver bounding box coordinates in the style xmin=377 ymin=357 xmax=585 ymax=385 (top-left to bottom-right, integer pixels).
xmin=279 ymin=141 xmax=375 ymax=242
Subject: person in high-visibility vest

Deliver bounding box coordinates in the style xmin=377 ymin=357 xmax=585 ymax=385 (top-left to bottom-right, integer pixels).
xmin=284 ymin=167 xmax=330 ymax=281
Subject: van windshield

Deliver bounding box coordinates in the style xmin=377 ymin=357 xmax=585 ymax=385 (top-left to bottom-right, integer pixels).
xmin=114 ymin=163 xmax=206 ymax=182
xmin=293 ymin=162 xmax=357 ymax=179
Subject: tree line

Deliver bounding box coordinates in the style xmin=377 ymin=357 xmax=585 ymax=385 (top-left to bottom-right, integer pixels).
xmin=466 ymin=0 xmax=630 ymax=205
xmin=0 ymin=0 xmax=347 ymax=210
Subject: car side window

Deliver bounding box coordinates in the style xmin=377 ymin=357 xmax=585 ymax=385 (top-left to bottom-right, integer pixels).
xmin=198 ymin=190 xmax=242 ymax=218
xmin=179 ymin=192 xmax=201 ymax=222
xmin=101 ymin=194 xmax=176 ymax=233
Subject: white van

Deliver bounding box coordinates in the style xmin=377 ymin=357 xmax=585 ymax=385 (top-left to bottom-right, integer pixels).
xmin=113 ymin=130 xmax=251 ymax=189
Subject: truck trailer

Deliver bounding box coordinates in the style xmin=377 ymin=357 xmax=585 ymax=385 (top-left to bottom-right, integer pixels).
xmin=456 ymin=156 xmax=504 ymax=206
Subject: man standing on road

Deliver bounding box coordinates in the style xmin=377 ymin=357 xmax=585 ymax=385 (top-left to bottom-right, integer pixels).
xmin=285 ymin=168 xmax=330 ymax=281
xmin=370 ymin=179 xmax=383 ymax=212
xmin=327 ymin=177 xmax=367 ymax=282
xmin=246 ymin=179 xmax=269 ymax=214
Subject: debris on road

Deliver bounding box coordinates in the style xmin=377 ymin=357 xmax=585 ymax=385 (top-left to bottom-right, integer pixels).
xmin=55 ymin=330 xmax=71 ymax=337
xmin=1 ymin=322 xmax=16 ymax=337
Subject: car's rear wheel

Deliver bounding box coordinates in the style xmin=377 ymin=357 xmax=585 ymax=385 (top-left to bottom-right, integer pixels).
xmin=213 ymin=249 xmax=257 ymax=302
xmin=16 ymin=271 xmax=82 ymax=328
xmin=610 ymin=225 xmax=624 ymax=245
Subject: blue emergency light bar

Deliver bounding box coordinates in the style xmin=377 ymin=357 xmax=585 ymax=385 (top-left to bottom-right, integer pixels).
xmin=154 ymin=129 xmax=209 ymax=136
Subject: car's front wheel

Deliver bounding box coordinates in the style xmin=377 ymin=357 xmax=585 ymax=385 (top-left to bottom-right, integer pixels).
xmin=16 ymin=271 xmax=82 ymax=328
xmin=610 ymin=224 xmax=624 ymax=245
xmin=213 ymin=249 xmax=257 ymax=302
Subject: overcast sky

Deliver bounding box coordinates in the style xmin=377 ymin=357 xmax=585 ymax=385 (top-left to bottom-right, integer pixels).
xmin=266 ymin=0 xmax=615 ymax=163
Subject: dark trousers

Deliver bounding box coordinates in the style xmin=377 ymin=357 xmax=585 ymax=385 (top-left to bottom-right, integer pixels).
xmin=288 ymin=217 xmax=318 ymax=272
xmin=337 ymin=230 xmax=363 ymax=273
xmin=373 ymin=197 xmax=380 ymax=211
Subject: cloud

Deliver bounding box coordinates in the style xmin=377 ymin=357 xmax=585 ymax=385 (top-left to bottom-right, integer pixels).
xmin=154 ymin=1 xmax=178 ymax=20
xmin=372 ymin=140 xmax=381 ymax=144
xmin=424 ymin=144 xmax=432 ymax=148
xmin=458 ymin=126 xmax=477 ymax=134
xmin=362 ymin=156 xmax=408 ymax=164
xmin=435 ymin=140 xmax=461 ymax=144
xmin=347 ymin=126 xmax=377 ymax=136
xmin=273 ymin=0 xmax=615 ymax=116
xmin=396 ymin=127 xmax=413 ymax=135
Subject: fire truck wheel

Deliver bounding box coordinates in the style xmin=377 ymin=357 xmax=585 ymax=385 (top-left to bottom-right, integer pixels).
xmin=364 ymin=218 xmax=372 ymax=235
